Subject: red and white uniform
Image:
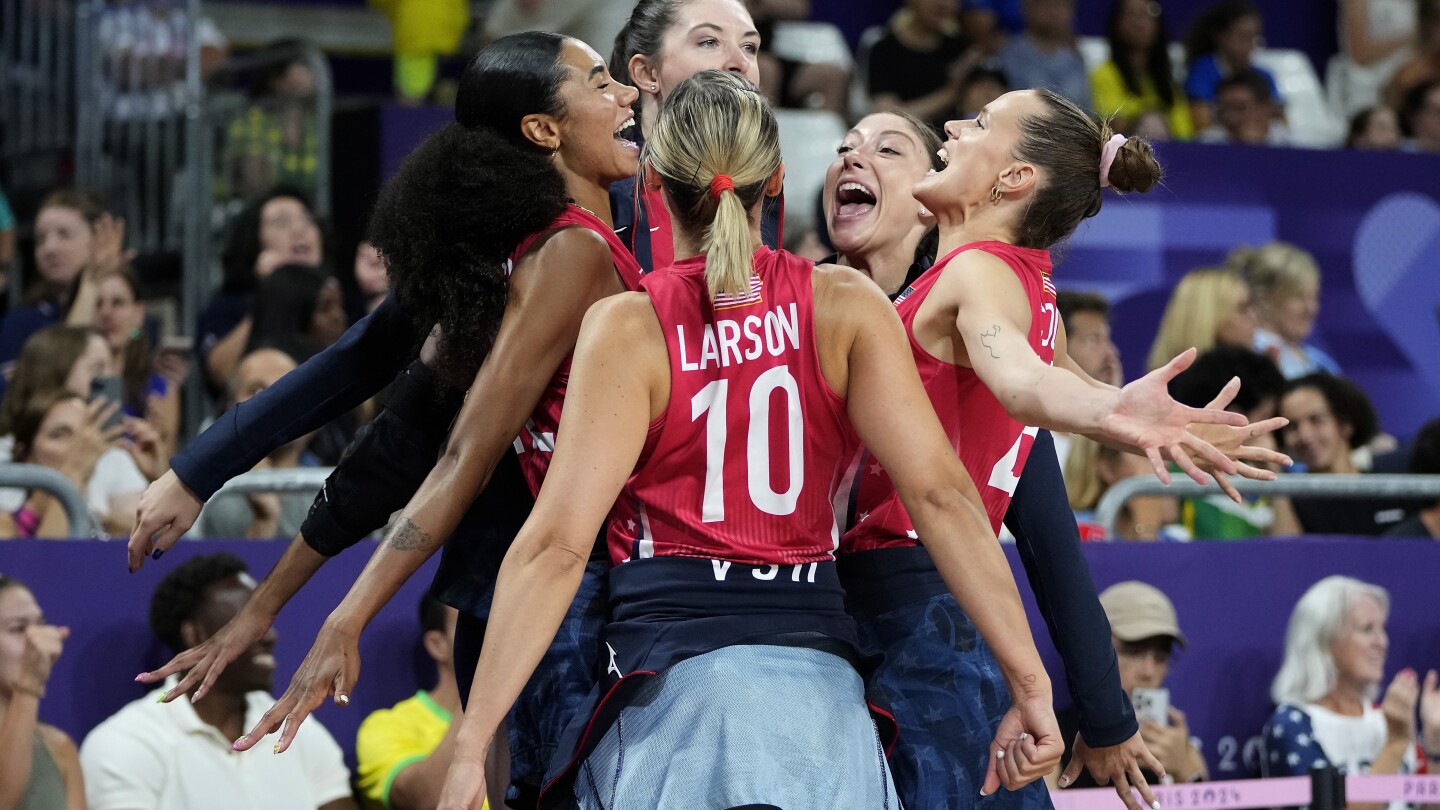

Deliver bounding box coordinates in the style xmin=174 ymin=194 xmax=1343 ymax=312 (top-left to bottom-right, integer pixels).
xmin=608 ymin=248 xmax=862 ymax=566
xmin=843 ymin=241 xmax=1058 ymax=551
xmin=510 ymin=205 xmax=646 ymax=497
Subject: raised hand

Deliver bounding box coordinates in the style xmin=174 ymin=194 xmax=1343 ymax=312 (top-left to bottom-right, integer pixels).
xmin=1184 ymin=376 xmax=1292 ymax=502
xmin=232 ymin=620 xmax=360 ymax=754
xmin=128 ymin=469 xmax=204 ymax=572
xmin=1100 ymin=349 xmax=1247 ymax=486
xmin=11 ymin=624 xmax=69 ymax=698
xmin=89 ymin=213 xmax=135 ymax=277
xmin=121 ymin=416 xmax=167 ymax=482
xmin=136 ymin=601 xmax=275 ymax=703
xmin=983 ymin=695 xmax=1065 ymax=795
xmin=1059 ymin=730 xmax=1164 ymax=810
xmin=1381 ymin=668 xmax=1419 ymax=744
xmin=1420 ymin=670 xmax=1440 ymax=755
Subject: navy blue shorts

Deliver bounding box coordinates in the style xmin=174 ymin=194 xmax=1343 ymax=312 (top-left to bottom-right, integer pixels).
xmin=854 ymin=590 xmax=1053 ymax=810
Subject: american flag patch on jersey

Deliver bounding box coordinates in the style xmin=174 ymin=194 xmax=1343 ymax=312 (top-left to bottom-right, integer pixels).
xmin=1041 ymin=272 xmax=1056 ymax=299
xmin=713 ymin=276 xmax=764 ymax=310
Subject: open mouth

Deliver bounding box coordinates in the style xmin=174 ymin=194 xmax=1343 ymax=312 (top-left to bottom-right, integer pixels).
xmin=614 ymin=115 xmax=639 ymax=155
xmin=835 ymin=181 xmax=877 ymax=220
xmin=938 ymin=147 xmax=950 ymax=167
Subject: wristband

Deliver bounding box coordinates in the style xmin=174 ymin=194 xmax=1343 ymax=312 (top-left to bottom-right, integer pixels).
xmin=11 ymin=505 xmax=40 ymax=538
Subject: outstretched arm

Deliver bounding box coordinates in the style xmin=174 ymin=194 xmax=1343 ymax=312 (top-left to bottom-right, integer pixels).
xmin=820 ymin=268 xmax=1061 ymax=794
xmin=129 ymin=294 xmax=419 ymax=571
xmin=236 ymin=230 xmax=624 ymax=754
xmin=437 ymin=293 xmax=665 ymax=810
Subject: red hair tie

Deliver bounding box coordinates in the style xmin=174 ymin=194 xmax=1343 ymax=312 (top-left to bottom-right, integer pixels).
xmin=709 ymin=174 xmax=735 ymax=199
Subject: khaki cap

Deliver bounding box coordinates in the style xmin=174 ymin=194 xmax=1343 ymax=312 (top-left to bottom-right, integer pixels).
xmin=1100 ymin=580 xmax=1187 ymax=649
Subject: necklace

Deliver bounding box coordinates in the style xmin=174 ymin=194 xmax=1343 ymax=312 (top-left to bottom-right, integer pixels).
xmin=567 ymin=199 xmax=600 ymax=220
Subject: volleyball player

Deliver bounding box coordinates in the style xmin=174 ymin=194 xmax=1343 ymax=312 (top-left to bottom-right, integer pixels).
xmin=433 ymin=70 xmax=1062 ymax=810
xmin=833 ymin=93 xmax=1289 ymax=810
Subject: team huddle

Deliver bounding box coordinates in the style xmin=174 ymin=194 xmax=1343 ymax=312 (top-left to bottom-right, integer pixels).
xmin=125 ymin=2 xmax=1292 ymax=808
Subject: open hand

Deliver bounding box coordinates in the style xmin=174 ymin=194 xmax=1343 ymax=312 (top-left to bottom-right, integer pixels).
xmin=1102 ymin=349 xmax=1246 ymax=487
xmin=233 ymin=619 xmax=359 ymax=754
xmin=1382 ymin=668 xmax=1419 ymax=743
xmin=136 ymin=600 xmax=275 ymax=703
xmin=1060 ymin=730 xmax=1164 ymax=810
xmin=12 ymin=624 xmax=69 ymax=697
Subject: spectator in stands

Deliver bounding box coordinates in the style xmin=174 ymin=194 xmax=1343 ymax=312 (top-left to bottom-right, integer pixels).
xmin=1053 ymin=291 xmax=1121 ymax=475
xmin=0 ymin=574 xmax=85 ymax=806
xmin=1385 ymin=417 xmax=1440 ymax=538
xmin=199 ymin=186 xmax=326 ymax=393
xmin=1058 ymin=291 xmax=1122 ymax=388
xmin=957 ymin=65 xmax=1010 ymax=117
xmin=962 ymin=0 xmax=1024 ymax=54
xmin=1228 ymin=241 xmax=1340 ymax=379
xmin=352 ymin=241 xmax=390 ymax=316
xmin=1065 ymin=435 xmax=1178 ymax=540
xmin=996 ymin=0 xmax=1091 ymax=109
xmin=195 ymin=349 xmax=315 ymax=539
xmin=1347 ymin=104 xmax=1404 ymax=149
xmin=1169 ymin=346 xmax=1300 ymax=538
xmin=371 ymin=0 xmax=469 ymax=105
xmin=1399 ymin=79 xmax=1440 ymax=152
xmin=356 ymin=597 xmax=467 ymax=810
xmin=1385 ymin=0 xmax=1440 ymax=110
xmin=1279 ymin=373 xmax=1410 ymax=535
xmin=80 ymin=553 xmax=356 ymax=810
xmin=244 ymin=264 xmax=347 ymax=365
xmin=93 ymin=269 xmax=185 ymax=459
xmin=0 ymin=326 xmax=150 ymax=534
xmin=1183 ymin=0 xmax=1280 ymax=132
xmin=1332 ymin=0 xmax=1419 ymax=118
xmin=1147 ymin=268 xmax=1257 ymax=372
xmin=1262 ymin=576 xmax=1440 ymax=792
xmin=1054 ymin=581 xmax=1208 ymax=786
xmin=749 ymin=0 xmax=850 ymax=116
xmin=1092 ymin=0 xmax=1193 ymax=140
xmin=0 ymin=190 xmax=131 ymax=380
xmin=1197 ymin=70 xmax=1291 ymax=145
xmin=3 ymin=390 xmax=121 ymax=538
xmin=222 ymin=40 xmax=322 ymax=202
xmin=866 ymin=0 xmax=980 ymax=131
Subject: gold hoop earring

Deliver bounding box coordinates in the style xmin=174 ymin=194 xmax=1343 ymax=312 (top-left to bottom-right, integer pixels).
xmin=989 ymin=185 xmax=1003 ymax=204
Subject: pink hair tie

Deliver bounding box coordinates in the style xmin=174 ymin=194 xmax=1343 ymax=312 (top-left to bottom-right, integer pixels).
xmin=1098 ymin=134 xmax=1127 ymax=189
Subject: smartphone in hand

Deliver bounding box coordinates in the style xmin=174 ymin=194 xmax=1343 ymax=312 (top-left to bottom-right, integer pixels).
xmin=1132 ymin=687 xmax=1170 ymax=727
xmin=89 ymin=375 xmax=126 ymax=432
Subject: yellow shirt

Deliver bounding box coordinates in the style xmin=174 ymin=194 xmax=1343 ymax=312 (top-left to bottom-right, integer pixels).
xmin=356 ymin=691 xmax=483 ymax=810
xmin=1091 ymin=60 xmax=1195 ymax=140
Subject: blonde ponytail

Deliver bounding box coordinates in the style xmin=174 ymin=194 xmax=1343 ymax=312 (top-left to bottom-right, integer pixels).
xmin=644 ymin=70 xmax=781 ymax=299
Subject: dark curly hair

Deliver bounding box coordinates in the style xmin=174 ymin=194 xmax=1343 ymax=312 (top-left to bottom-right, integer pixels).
xmin=367 ymin=32 xmax=571 ymax=387
xmin=1169 ymin=345 xmax=1284 ymax=416
xmin=1282 ymin=373 xmax=1379 ymax=451
xmin=148 ymin=552 xmax=249 ymax=654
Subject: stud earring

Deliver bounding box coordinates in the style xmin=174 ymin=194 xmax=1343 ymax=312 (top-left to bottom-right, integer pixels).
xmin=989 ymin=185 xmax=1002 ymax=204
xmin=651 ymin=83 xmax=658 ymax=91
xmin=918 ymin=206 xmax=931 ymax=218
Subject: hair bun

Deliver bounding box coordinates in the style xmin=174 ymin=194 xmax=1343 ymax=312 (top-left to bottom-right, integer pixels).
xmin=1106 ymin=137 xmax=1163 ymax=194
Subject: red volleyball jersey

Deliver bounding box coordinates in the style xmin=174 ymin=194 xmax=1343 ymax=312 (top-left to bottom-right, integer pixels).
xmin=510 ymin=205 xmax=645 ymax=497
xmin=842 ymin=241 xmax=1058 ymax=551
xmin=607 ymin=248 xmax=862 ymax=567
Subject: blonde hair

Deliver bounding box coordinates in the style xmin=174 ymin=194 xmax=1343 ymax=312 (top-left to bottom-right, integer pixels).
xmin=644 ymin=70 xmax=781 ymax=298
xmin=1147 ymin=268 xmax=1249 ymax=371
xmin=1271 ymin=576 xmax=1390 ymax=706
xmin=1064 ymin=435 xmax=1129 ymax=510
xmin=1228 ymin=241 xmax=1320 ymax=303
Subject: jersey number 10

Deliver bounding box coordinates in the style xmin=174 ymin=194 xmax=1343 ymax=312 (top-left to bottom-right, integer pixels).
xmin=691 ymin=366 xmax=805 ymax=523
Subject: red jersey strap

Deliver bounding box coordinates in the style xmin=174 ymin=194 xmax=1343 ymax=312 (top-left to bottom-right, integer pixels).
xmin=509 ymin=204 xmax=645 ymax=289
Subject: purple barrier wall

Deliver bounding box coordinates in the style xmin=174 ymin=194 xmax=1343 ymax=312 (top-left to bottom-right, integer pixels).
xmin=4 ymin=537 xmax=1437 ymax=779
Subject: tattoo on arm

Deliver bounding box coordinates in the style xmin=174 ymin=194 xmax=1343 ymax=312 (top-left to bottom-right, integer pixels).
xmin=386 ymin=517 xmax=435 ymax=551
xmin=980 ymin=325 xmax=1001 ymax=359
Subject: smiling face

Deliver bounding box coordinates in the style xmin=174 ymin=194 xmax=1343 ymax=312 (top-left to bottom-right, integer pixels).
xmin=1330 ymin=593 xmax=1388 ymax=692
xmin=824 ymin=113 xmax=937 ymax=270
xmin=34 ymin=205 xmax=97 ymax=290
xmin=552 ymin=39 xmax=641 ymax=186
xmin=1280 ymin=386 xmax=1353 ymax=473
xmin=259 ymin=197 xmax=322 ymax=270
xmin=915 ymin=90 xmax=1046 ymax=217
xmin=1265 ymin=278 xmax=1319 ymax=344
xmin=0 ymin=585 xmax=44 ymax=699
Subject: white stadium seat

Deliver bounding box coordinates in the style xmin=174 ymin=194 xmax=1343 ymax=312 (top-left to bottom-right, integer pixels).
xmin=769 ymin=20 xmax=854 ymax=70
xmin=775 ymin=108 xmax=848 ymax=238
